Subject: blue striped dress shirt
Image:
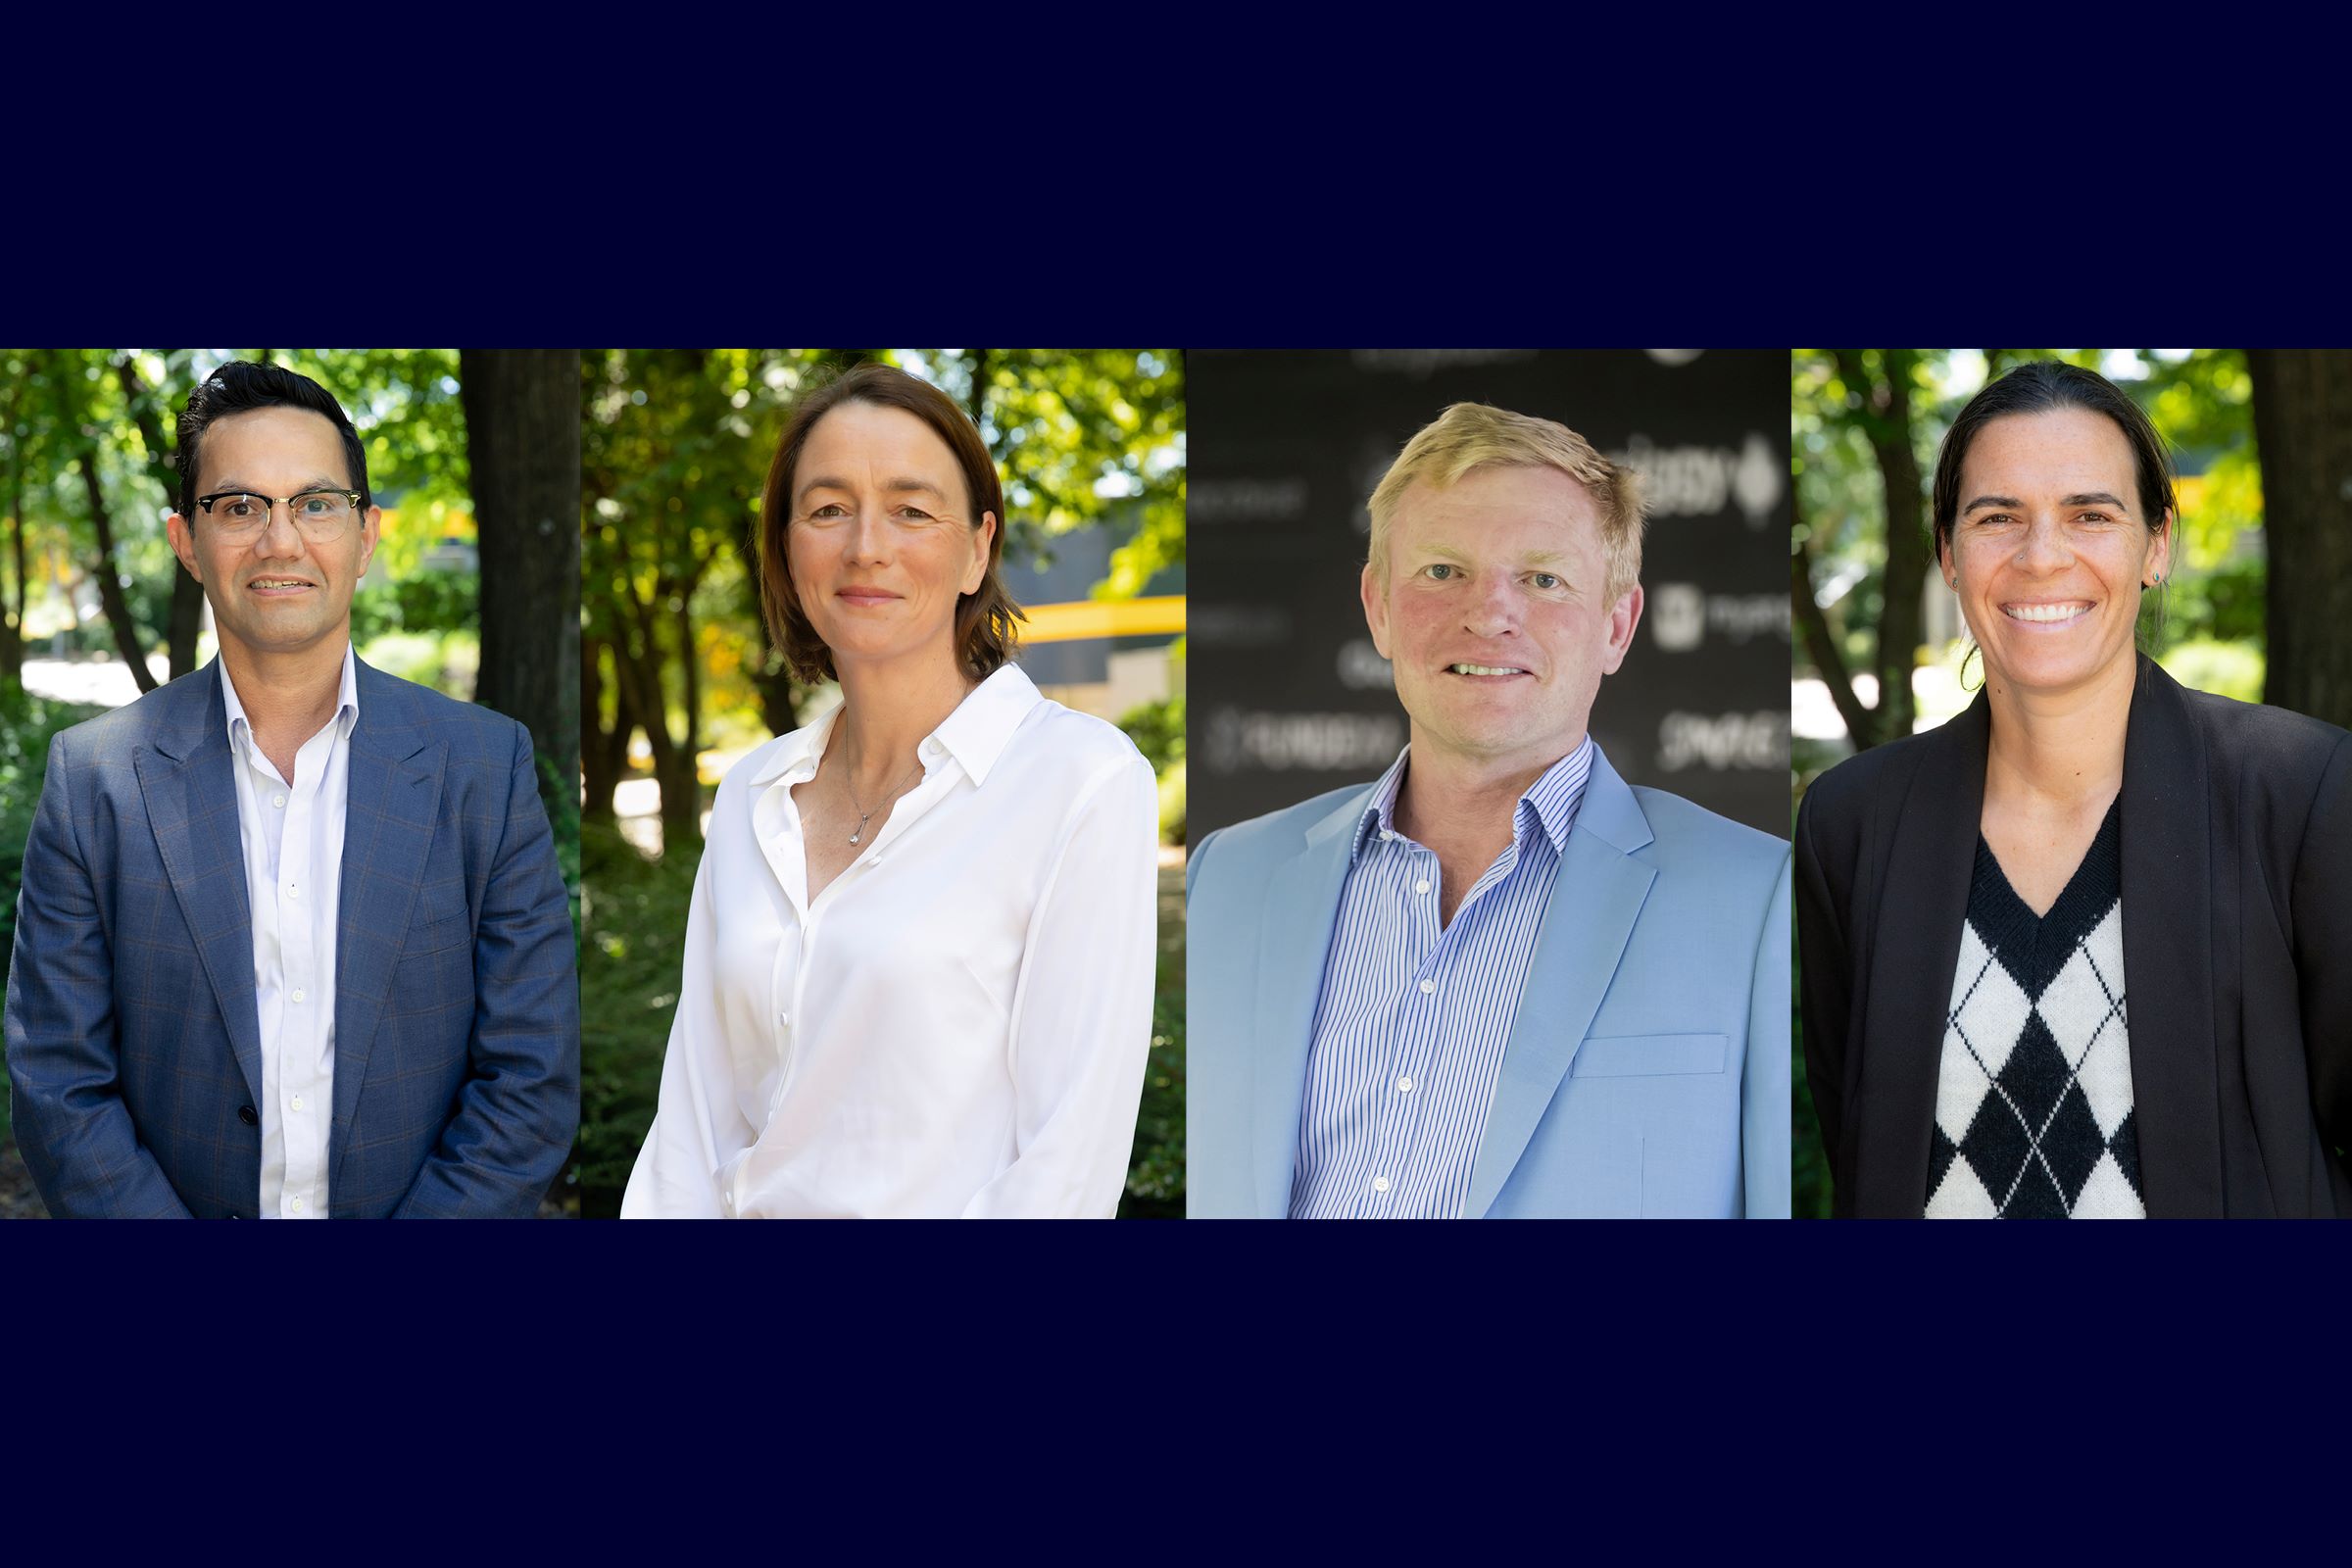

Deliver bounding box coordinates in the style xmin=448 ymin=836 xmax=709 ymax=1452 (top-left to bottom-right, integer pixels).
xmin=1289 ymin=737 xmax=1594 ymax=1219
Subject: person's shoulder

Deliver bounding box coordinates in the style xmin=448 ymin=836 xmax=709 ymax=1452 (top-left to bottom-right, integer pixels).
xmin=1799 ymin=720 xmax=1947 ymax=828
xmin=1020 ymin=693 xmax=1153 ymax=783
xmin=1627 ymin=784 xmax=1787 ymax=874
xmin=363 ymin=662 xmax=529 ymax=757
xmin=1196 ymin=783 xmax=1367 ymax=865
xmin=2178 ymin=680 xmax=2350 ymax=769
xmin=40 ymin=665 xmax=212 ymax=765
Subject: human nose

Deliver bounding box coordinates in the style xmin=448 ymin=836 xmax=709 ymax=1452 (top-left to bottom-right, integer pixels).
xmin=1463 ymin=573 xmax=1522 ymax=637
xmin=845 ymin=505 xmax=893 ymax=566
xmin=252 ymin=500 xmax=308 ymax=557
xmin=2013 ymin=513 xmax=2070 ymax=573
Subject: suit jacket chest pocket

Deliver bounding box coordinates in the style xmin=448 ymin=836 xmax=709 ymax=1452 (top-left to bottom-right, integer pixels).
xmin=1571 ymin=1033 xmax=1728 ymax=1077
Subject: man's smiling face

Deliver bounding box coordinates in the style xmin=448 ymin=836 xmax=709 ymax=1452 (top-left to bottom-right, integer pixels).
xmin=167 ymin=404 xmax=378 ymax=665
xmin=1361 ymin=463 xmax=1642 ymax=777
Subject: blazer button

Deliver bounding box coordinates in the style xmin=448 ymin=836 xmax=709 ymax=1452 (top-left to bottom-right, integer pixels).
xmin=238 ymin=1104 xmax=259 ymax=1126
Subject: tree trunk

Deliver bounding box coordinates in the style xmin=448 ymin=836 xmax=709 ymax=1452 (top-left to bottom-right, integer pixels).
xmin=461 ymin=349 xmax=583 ymax=825
xmin=45 ymin=352 xmax=158 ymax=691
xmin=74 ymin=454 xmax=159 ymax=692
xmin=2 ymin=374 xmax=24 ymax=681
xmin=1835 ymin=348 xmax=1925 ymax=741
xmin=2249 ymin=349 xmax=2352 ymax=730
xmin=1792 ymin=505 xmax=1878 ymax=750
xmin=581 ymin=632 xmax=618 ymax=822
xmin=112 ymin=353 xmax=205 ymax=680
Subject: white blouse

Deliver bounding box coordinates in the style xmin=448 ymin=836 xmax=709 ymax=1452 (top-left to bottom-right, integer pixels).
xmin=620 ymin=663 xmax=1160 ymax=1218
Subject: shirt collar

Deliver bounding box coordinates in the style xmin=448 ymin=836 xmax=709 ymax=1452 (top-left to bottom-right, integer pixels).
xmin=1349 ymin=734 xmax=1597 ymax=862
xmin=220 ymin=642 xmax=361 ymax=756
xmin=748 ymin=662 xmax=1045 ymax=789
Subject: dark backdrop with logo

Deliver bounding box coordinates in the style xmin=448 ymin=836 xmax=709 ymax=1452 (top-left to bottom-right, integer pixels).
xmin=1190 ymin=349 xmax=1790 ymax=841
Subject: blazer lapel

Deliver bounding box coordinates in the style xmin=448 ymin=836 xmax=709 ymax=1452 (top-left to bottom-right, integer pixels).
xmin=1851 ymin=695 xmax=1986 ymax=1217
xmin=330 ymin=662 xmax=446 ymax=1178
xmin=1465 ymin=748 xmax=1655 ymax=1218
xmin=2118 ymin=660 xmax=2223 ymax=1217
xmin=133 ymin=664 xmax=264 ymax=1104
xmin=1250 ymin=790 xmax=1367 ymax=1218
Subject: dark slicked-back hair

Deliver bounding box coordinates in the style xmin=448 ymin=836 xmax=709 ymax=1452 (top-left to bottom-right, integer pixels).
xmin=1932 ymin=360 xmax=2177 ymax=558
xmin=175 ymin=360 xmax=371 ymax=516
xmin=758 ymin=362 xmax=1020 ymax=684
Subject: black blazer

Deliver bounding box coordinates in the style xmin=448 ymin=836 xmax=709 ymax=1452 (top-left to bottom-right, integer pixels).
xmin=1796 ymin=658 xmax=2352 ymax=1218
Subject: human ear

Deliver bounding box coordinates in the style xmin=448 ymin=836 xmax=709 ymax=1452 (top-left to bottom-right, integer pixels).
xmin=1359 ymin=560 xmax=1391 ymax=660
xmin=166 ymin=513 xmax=202 ymax=583
xmin=964 ymin=512 xmax=997 ymax=595
xmin=1599 ymin=584 xmax=1643 ymax=675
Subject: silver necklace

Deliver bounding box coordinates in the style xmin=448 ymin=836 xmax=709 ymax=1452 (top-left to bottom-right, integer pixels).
xmin=844 ymin=757 xmax=927 ymax=846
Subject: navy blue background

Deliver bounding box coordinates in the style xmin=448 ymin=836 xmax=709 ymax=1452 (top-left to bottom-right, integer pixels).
xmin=13 ymin=49 xmax=2349 ymax=1528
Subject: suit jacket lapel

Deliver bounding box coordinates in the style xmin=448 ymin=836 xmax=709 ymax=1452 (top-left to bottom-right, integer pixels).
xmin=330 ymin=661 xmax=446 ymax=1178
xmin=133 ymin=663 xmax=264 ymax=1104
xmin=1465 ymin=748 xmax=1655 ymax=1218
xmin=1852 ymin=695 xmax=1985 ymax=1217
xmin=2118 ymin=659 xmax=2223 ymax=1217
xmin=1250 ymin=790 xmax=1366 ymax=1218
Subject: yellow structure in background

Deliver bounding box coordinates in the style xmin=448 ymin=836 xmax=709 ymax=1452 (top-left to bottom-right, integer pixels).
xmin=1019 ymin=595 xmax=1185 ymax=645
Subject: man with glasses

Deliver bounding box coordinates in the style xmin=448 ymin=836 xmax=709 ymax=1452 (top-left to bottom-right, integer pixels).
xmin=4 ymin=361 xmax=578 ymax=1217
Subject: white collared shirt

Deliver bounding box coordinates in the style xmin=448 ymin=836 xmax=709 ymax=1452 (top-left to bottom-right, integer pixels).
xmin=220 ymin=645 xmax=359 ymax=1221
xmin=621 ymin=663 xmax=1159 ymax=1219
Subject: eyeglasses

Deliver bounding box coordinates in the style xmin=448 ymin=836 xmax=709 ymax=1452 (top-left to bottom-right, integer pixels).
xmin=193 ymin=489 xmax=365 ymax=542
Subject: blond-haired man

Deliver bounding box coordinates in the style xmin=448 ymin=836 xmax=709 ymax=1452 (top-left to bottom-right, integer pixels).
xmin=1187 ymin=403 xmax=1789 ymax=1218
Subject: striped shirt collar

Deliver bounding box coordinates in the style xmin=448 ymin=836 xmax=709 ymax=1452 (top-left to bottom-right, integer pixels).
xmin=1350 ymin=734 xmax=1597 ymax=863
xmin=219 ymin=642 xmax=361 ymax=759
xmin=749 ymin=662 xmax=1045 ymax=788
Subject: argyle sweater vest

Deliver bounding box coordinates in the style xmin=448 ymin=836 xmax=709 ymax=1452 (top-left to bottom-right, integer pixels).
xmin=1928 ymin=801 xmax=2144 ymax=1219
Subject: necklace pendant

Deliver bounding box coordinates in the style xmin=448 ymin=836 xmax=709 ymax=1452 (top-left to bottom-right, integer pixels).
xmin=849 ymin=830 xmax=861 ymax=846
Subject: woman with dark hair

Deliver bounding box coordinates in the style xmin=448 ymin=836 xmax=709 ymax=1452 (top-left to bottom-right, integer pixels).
xmin=1797 ymin=361 xmax=2352 ymax=1218
xmin=621 ymin=363 xmax=1160 ymax=1218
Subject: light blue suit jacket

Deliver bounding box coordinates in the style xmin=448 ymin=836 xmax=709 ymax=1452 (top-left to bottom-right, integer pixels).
xmin=1186 ymin=746 xmax=1789 ymax=1218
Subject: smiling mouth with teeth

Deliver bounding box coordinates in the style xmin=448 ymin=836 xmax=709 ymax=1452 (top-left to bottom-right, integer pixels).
xmin=1447 ymin=662 xmax=1528 ymax=676
xmin=2002 ymin=602 xmax=2090 ymax=623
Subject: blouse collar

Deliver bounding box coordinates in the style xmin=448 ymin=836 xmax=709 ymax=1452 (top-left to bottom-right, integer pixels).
xmin=748 ymin=662 xmax=1046 ymax=789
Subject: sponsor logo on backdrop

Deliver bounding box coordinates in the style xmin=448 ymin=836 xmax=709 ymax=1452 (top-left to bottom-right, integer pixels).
xmin=1647 ymin=588 xmax=1793 ymax=651
xmin=1612 ymin=432 xmax=1785 ymax=527
xmin=1207 ymin=708 xmax=1406 ymax=773
xmin=1651 ymin=585 xmax=1705 ymax=651
xmin=1191 ymin=476 xmax=1308 ymax=524
xmin=1655 ymin=710 xmax=1788 ymax=772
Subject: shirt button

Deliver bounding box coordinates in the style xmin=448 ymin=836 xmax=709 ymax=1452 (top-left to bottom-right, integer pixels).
xmin=286 ymin=883 xmax=300 ymax=899
xmin=1381 ymin=829 xmax=1397 ymax=842
xmin=1419 ymin=978 xmax=1436 ymax=995
xmin=1414 ymin=879 xmax=1431 ymax=895
xmin=1371 ymin=1176 xmax=1391 ymax=1193
xmin=291 ymin=988 xmax=305 ymax=1003
xmin=289 ymin=1197 xmax=305 ymax=1214
xmin=776 ymin=1010 xmax=791 ymax=1028
xmin=1397 ymin=1076 xmax=1414 ymax=1093
xmin=271 ymin=793 xmax=286 ymax=808
xmin=291 ymin=1095 xmax=304 ymax=1111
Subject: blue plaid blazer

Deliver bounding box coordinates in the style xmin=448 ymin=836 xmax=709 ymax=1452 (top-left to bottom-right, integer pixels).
xmin=4 ymin=657 xmax=579 ymax=1218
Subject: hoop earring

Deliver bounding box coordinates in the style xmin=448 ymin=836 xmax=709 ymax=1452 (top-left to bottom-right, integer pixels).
xmin=1959 ymin=640 xmax=1983 ymax=692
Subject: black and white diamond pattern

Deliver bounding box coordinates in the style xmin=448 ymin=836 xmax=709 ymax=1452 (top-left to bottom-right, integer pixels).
xmin=1928 ymin=808 xmax=2143 ymax=1219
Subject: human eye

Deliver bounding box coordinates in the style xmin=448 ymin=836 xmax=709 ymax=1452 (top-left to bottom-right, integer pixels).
xmin=220 ymin=495 xmax=263 ymax=520
xmin=296 ymin=492 xmax=338 ymax=517
xmin=1529 ymin=571 xmax=1563 ymax=591
xmin=806 ymin=502 xmax=849 ymax=520
xmin=895 ymin=504 xmax=935 ymax=521
xmin=1422 ymin=563 xmax=1458 ymax=581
